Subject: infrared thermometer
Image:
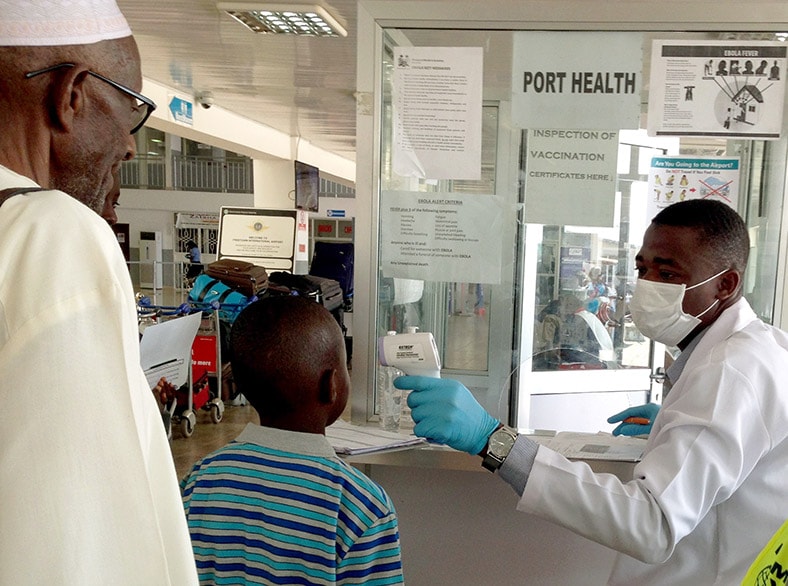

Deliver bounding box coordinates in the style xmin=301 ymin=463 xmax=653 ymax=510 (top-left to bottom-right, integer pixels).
xmin=378 ymin=331 xmax=442 ymax=379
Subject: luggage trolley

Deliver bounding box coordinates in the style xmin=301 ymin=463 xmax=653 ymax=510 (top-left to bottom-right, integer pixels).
xmin=136 ymin=297 xmax=227 ymax=438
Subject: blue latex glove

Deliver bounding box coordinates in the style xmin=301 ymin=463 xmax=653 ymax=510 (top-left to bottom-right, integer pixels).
xmin=394 ymin=376 xmax=499 ymax=455
xmin=607 ymin=403 xmax=661 ymax=436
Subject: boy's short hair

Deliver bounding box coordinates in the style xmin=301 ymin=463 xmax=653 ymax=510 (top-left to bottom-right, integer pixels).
xmin=229 ymin=296 xmax=343 ymax=416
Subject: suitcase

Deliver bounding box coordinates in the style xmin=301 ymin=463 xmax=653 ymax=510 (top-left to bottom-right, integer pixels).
xmin=306 ymin=275 xmax=343 ymax=312
xmin=188 ymin=274 xmax=249 ymax=323
xmin=268 ymin=272 xmax=343 ymax=312
xmin=205 ymin=259 xmax=269 ymax=297
xmin=309 ymin=242 xmax=354 ymax=309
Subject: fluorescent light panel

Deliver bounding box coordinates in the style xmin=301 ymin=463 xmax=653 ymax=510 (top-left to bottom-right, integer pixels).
xmin=219 ymin=3 xmax=347 ymax=37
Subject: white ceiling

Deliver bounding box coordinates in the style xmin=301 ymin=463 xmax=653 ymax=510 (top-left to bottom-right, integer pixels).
xmin=118 ymin=0 xmax=360 ymax=161
xmin=117 ymin=1 xmax=787 ymax=166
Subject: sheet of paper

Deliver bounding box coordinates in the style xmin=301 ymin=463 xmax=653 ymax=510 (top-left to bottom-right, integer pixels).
xmin=139 ymin=311 xmax=202 ymax=388
xmin=392 ymin=46 xmax=483 ymax=180
xmin=528 ymin=431 xmax=646 ymax=462
xmin=647 ymin=40 xmax=787 ymax=139
xmin=512 ymin=31 xmax=642 ymax=130
xmin=380 ymin=190 xmax=506 ymax=283
xmin=326 ymin=419 xmax=426 ymax=455
xmin=142 ymin=359 xmax=184 ymax=390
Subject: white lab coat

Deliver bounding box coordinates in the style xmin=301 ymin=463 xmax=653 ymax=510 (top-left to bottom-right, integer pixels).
xmin=0 ymin=165 xmax=197 ymax=584
xmin=518 ymin=297 xmax=788 ymax=585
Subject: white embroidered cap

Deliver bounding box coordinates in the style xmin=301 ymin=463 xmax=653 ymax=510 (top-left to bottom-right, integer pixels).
xmin=0 ymin=0 xmax=132 ymax=46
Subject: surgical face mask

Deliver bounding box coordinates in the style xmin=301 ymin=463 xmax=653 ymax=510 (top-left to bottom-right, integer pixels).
xmin=629 ymin=269 xmax=726 ymax=347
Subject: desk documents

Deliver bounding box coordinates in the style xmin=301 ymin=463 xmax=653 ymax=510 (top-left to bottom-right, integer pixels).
xmin=528 ymin=431 xmax=647 ymax=462
xmin=327 ymin=419 xmax=426 ymax=455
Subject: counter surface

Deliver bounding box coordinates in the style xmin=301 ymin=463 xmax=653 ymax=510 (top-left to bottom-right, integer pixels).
xmin=343 ymin=442 xmax=637 ymax=480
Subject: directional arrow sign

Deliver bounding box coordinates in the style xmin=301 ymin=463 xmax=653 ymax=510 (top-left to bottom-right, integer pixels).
xmin=168 ymin=95 xmax=193 ymax=126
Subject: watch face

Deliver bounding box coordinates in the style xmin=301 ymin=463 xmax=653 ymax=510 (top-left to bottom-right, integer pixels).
xmin=489 ymin=429 xmax=516 ymax=458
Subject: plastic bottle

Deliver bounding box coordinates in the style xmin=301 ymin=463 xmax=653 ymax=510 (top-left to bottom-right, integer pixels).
xmin=377 ymin=331 xmax=403 ymax=431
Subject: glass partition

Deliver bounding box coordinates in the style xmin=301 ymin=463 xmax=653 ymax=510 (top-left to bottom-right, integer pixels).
xmin=373 ymin=28 xmax=788 ymax=431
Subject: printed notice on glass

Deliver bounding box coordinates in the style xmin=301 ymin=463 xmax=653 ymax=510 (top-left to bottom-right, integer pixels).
xmin=512 ymin=32 xmax=642 ymax=130
xmin=524 ymin=129 xmax=619 ymax=227
xmin=646 ymin=156 xmax=740 ymax=221
xmin=647 ymin=40 xmax=787 ymax=139
xmin=217 ymin=207 xmax=296 ymax=270
xmin=380 ymin=191 xmax=505 ymax=284
xmin=392 ymin=47 xmax=483 ymax=180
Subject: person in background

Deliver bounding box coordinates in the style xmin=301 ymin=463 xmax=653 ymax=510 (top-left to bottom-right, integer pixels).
xmin=99 ymin=169 xmax=179 ymax=437
xmin=0 ymin=2 xmax=197 ymax=583
xmin=395 ymin=199 xmax=788 ymax=584
xmin=101 ymin=169 xmax=121 ymax=226
xmin=185 ymin=238 xmax=203 ymax=280
xmin=182 ymin=296 xmax=404 ymax=585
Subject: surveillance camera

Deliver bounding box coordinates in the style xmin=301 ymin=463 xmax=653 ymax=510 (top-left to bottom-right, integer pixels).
xmin=197 ymin=91 xmax=214 ymax=109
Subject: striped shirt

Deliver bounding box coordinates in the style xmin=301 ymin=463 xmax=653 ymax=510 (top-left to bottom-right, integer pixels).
xmin=181 ymin=424 xmax=404 ymax=585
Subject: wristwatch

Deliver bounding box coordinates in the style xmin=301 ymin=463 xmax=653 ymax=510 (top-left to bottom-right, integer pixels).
xmin=481 ymin=425 xmax=518 ymax=472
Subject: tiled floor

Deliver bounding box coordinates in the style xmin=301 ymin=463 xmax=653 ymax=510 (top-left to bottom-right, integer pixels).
xmin=169 ymin=402 xmax=258 ymax=480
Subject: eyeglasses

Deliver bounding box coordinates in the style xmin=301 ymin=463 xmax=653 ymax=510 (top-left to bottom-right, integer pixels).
xmin=25 ymin=62 xmax=157 ymax=134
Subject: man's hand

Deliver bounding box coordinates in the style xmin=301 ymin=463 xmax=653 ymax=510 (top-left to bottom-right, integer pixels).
xmin=607 ymin=403 xmax=660 ymax=436
xmin=153 ymin=377 xmax=177 ymax=406
xmin=394 ymin=376 xmax=499 ymax=455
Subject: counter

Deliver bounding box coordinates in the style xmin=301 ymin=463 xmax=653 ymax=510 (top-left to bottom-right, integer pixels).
xmin=344 ymin=444 xmax=636 ymax=585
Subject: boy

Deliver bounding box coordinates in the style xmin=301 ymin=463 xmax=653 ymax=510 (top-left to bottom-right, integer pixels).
xmin=182 ymin=296 xmax=404 ymax=584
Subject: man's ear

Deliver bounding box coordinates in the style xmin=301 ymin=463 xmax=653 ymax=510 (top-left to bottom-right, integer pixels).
xmin=317 ymin=368 xmax=338 ymax=405
xmin=49 ymin=66 xmax=90 ymax=133
xmin=717 ymin=269 xmax=741 ymax=300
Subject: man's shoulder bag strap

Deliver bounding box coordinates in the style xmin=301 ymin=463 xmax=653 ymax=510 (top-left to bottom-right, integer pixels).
xmin=0 ymin=187 xmax=45 ymax=208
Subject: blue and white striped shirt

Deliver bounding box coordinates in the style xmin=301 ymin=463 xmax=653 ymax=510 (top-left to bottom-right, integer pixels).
xmin=181 ymin=424 xmax=404 ymax=585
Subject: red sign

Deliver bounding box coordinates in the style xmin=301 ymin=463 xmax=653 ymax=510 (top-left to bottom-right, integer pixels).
xmin=192 ymin=334 xmax=217 ymax=380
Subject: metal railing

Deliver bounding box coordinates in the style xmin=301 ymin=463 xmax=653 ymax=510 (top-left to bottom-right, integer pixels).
xmin=119 ymin=154 xmax=166 ymax=189
xmin=126 ymin=260 xmax=192 ymax=293
xmin=172 ymin=154 xmax=252 ymax=193
xmin=120 ymin=154 xmax=253 ymax=193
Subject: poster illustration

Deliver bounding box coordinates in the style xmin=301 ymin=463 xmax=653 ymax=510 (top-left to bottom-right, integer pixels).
xmin=648 ymin=40 xmax=787 ymax=139
xmin=646 ymin=156 xmax=740 ymax=221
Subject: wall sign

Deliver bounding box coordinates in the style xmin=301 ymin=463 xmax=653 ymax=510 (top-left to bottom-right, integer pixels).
xmin=512 ymin=32 xmax=643 ymax=130
xmin=647 ymin=40 xmax=787 ymax=139
xmin=217 ymin=207 xmax=296 ymax=271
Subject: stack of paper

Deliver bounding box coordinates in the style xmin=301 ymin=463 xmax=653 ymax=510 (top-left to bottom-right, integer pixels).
xmin=528 ymin=431 xmax=647 ymax=462
xmin=326 ymin=419 xmax=426 ymax=455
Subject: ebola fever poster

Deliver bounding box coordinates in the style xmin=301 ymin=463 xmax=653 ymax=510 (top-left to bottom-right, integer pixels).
xmin=647 ymin=40 xmax=787 ymax=139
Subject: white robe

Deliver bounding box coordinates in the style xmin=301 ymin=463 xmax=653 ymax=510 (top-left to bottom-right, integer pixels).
xmin=0 ymin=165 xmax=197 ymax=584
xmin=518 ymin=297 xmax=788 ymax=585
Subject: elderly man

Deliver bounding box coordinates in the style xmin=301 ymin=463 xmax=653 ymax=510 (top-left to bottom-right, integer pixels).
xmin=397 ymin=199 xmax=788 ymax=584
xmin=0 ymin=2 xmax=197 ymax=584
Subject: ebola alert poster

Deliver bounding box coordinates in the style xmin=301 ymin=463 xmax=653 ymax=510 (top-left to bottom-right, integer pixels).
xmin=380 ymin=191 xmax=505 ymax=284
xmin=647 ymin=40 xmax=787 ymax=139
xmin=646 ymin=156 xmax=740 ymax=221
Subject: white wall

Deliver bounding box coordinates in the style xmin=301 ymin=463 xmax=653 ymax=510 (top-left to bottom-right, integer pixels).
xmin=117 ymin=188 xmax=253 ymax=251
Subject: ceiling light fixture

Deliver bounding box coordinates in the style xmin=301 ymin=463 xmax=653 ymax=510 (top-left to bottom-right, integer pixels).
xmin=218 ymin=2 xmax=347 ymax=37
